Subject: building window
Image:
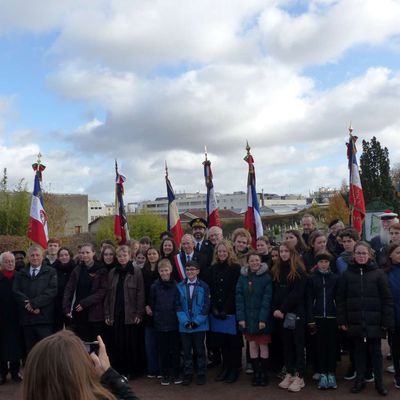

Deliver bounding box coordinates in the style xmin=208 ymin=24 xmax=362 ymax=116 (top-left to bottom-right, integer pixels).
xmin=75 ymin=226 xmax=82 ymax=234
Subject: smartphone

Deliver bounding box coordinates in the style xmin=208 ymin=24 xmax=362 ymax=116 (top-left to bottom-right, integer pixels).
xmin=83 ymin=341 xmax=99 ymax=355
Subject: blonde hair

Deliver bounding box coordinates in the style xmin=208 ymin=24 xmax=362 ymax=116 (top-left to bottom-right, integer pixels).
xmin=213 ymin=239 xmax=238 ymax=265
xmin=158 ymin=258 xmax=173 ymax=272
xmin=23 ymin=330 xmax=116 ymax=400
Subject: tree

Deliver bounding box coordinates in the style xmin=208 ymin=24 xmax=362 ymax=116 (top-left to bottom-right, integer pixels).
xmin=324 ymin=193 xmax=350 ymax=225
xmin=360 ymin=136 xmax=399 ymax=210
xmin=42 ymin=192 xmax=67 ymax=238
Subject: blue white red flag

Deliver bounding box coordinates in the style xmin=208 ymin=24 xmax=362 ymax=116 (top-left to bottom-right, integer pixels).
xmin=27 ymin=161 xmax=48 ymax=249
xmin=114 ymin=162 xmax=130 ymax=245
xmin=203 ymin=158 xmax=221 ymax=228
xmin=166 ymin=171 xmax=184 ymax=248
xmin=347 ymin=132 xmax=365 ymax=234
xmin=244 ymin=146 xmax=263 ymax=249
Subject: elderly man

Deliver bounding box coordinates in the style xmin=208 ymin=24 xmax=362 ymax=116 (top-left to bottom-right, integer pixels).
xmin=13 ymin=246 xmax=57 ymax=354
xmin=301 ymin=214 xmax=317 ymax=246
xmin=370 ymin=210 xmax=399 ymax=266
xmin=0 ymin=252 xmax=23 ymax=384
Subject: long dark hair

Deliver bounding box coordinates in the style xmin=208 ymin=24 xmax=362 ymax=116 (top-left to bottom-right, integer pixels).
xmin=271 ymin=241 xmax=306 ymax=282
xmin=384 ymin=243 xmax=400 ymax=272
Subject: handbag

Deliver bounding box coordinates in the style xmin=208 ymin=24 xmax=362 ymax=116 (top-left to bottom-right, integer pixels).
xmin=283 ymin=312 xmax=297 ymax=330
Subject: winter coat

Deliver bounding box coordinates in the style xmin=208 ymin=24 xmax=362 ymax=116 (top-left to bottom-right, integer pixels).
xmin=62 ymin=262 xmax=108 ymax=322
xmin=100 ymin=368 xmax=138 ymax=400
xmin=306 ymin=269 xmax=339 ymax=323
xmin=387 ymin=264 xmax=400 ymax=328
xmin=13 ymin=263 xmax=57 ymax=326
xmin=104 ymin=263 xmax=145 ymax=325
xmin=176 ymin=278 xmax=210 ymax=333
xmin=272 ymin=262 xmax=307 ymax=318
xmin=0 ymin=273 xmax=23 ymax=360
xmin=52 ymin=259 xmax=76 ymax=319
xmin=209 ymin=261 xmax=241 ymax=315
xmin=235 ymin=263 xmax=273 ymax=334
xmin=149 ymin=278 xmax=179 ymax=332
xmin=337 ymin=261 xmax=394 ymax=338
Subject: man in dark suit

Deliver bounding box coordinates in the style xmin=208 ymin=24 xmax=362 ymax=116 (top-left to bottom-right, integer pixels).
xmin=13 ymin=245 xmax=57 ymax=354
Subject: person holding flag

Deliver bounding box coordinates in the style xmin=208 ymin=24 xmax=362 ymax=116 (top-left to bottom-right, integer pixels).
xmin=27 ymin=153 xmax=48 ymax=249
xmin=347 ymin=125 xmax=366 ymax=235
xmin=244 ymin=142 xmax=263 ymax=249
xmin=114 ymin=161 xmax=130 ymax=245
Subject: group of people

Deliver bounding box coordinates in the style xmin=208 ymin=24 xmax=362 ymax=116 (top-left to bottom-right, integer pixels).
xmin=0 ymin=212 xmax=400 ymax=397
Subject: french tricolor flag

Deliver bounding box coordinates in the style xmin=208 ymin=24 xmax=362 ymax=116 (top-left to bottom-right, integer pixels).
xmin=27 ymin=161 xmax=48 ymax=249
xmin=203 ymin=157 xmax=221 ymax=228
xmin=244 ymin=145 xmax=263 ymax=249
xmin=347 ymin=129 xmax=365 ymax=234
xmin=114 ymin=162 xmax=130 ymax=245
xmin=166 ymin=170 xmax=184 ymax=248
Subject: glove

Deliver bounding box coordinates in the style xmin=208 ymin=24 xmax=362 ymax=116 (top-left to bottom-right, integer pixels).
xmin=218 ymin=311 xmax=227 ymax=320
xmin=191 ymin=322 xmax=199 ymax=329
xmin=308 ymin=323 xmax=317 ymax=335
xmin=185 ymin=322 xmax=193 ymax=329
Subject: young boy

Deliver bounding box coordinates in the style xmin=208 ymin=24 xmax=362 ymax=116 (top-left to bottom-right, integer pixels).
xmin=306 ymin=252 xmax=339 ymax=390
xmin=149 ymin=259 xmax=182 ymax=386
xmin=176 ymin=260 xmax=210 ymax=385
xmin=336 ymin=228 xmax=360 ymax=274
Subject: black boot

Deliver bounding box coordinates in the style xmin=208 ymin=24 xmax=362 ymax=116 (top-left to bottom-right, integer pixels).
xmin=225 ymin=368 xmax=239 ymax=383
xmin=250 ymin=358 xmax=260 ymax=386
xmin=351 ymin=379 xmax=366 ymax=393
xmin=215 ymin=367 xmax=229 ymax=382
xmin=260 ymin=358 xmax=269 ymax=386
xmin=375 ymin=380 xmax=388 ymax=396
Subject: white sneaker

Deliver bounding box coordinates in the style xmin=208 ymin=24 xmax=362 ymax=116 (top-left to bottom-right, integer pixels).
xmin=288 ymin=375 xmax=305 ymax=392
xmin=386 ymin=365 xmax=395 ymax=374
xmin=279 ymin=374 xmax=294 ymax=389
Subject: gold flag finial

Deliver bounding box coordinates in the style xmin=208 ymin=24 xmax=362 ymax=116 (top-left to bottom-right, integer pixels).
xmin=204 ymin=145 xmax=208 ymax=161
xmin=165 ymin=161 xmax=168 ymax=177
xmin=246 ymin=140 xmax=251 ymax=155
xmin=37 ymin=152 xmax=42 ymax=165
xmin=349 ymin=122 xmax=353 ymax=135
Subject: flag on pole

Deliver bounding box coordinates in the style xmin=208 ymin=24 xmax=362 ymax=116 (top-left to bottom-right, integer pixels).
xmin=27 ymin=153 xmax=49 ymax=249
xmin=203 ymin=148 xmax=221 ymax=228
xmin=114 ymin=161 xmax=130 ymax=245
xmin=347 ymin=126 xmax=366 ymax=234
xmin=166 ymin=163 xmax=184 ymax=248
xmin=243 ymin=142 xmax=263 ymax=249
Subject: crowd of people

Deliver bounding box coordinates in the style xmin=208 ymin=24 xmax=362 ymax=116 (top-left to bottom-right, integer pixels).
xmin=0 ymin=213 xmax=400 ymax=397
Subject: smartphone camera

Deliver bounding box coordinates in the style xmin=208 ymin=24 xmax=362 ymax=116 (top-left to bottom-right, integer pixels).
xmin=84 ymin=341 xmax=99 ymax=355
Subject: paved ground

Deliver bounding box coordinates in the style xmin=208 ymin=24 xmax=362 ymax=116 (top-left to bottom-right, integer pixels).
xmin=1 ymin=356 xmax=398 ymax=400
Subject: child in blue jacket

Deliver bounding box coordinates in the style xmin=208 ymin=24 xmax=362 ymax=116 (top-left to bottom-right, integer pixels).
xmin=236 ymin=252 xmax=273 ymax=386
xmin=176 ymin=260 xmax=210 ymax=386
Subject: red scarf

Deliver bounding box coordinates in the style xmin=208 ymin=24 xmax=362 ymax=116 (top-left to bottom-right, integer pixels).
xmin=2 ymin=270 xmax=15 ymax=280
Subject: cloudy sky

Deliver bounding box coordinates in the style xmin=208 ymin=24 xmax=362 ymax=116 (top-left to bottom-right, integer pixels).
xmin=1 ymin=0 xmax=400 ymax=203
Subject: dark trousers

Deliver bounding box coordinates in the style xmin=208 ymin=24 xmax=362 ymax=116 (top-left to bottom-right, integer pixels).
xmin=0 ymin=361 xmax=20 ymax=377
xmin=157 ymin=331 xmax=180 ymax=377
xmin=353 ymin=337 xmax=383 ymax=383
xmin=390 ymin=329 xmax=400 ymax=379
xmin=23 ymin=324 xmax=53 ymax=354
xmin=315 ymin=318 xmax=337 ymax=374
xmin=145 ymin=326 xmax=159 ymax=375
xmin=221 ymin=332 xmax=243 ymax=370
xmin=283 ymin=320 xmax=305 ymax=377
xmin=181 ymin=331 xmax=206 ymax=376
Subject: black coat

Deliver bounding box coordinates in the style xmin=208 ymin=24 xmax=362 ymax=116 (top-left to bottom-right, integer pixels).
xmin=337 ymin=261 xmax=394 ymax=338
xmin=0 ymin=273 xmax=23 ymax=360
xmin=52 ymin=260 xmax=76 ymax=318
xmin=272 ymin=262 xmax=307 ymax=318
xmin=13 ymin=263 xmax=58 ymax=326
xmin=149 ymin=278 xmax=179 ymax=332
xmin=209 ymin=261 xmax=241 ymax=315
xmin=306 ymin=269 xmax=339 ymax=322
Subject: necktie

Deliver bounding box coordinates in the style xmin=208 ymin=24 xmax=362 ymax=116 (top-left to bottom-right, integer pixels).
xmin=31 ymin=269 xmax=36 ymax=278
xmin=187 ymin=255 xmax=191 ymax=262
xmin=196 ymin=242 xmax=200 ymax=252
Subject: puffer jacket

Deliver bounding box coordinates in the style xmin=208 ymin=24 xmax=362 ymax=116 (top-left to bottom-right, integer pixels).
xmin=306 ymin=269 xmax=339 ymax=323
xmin=387 ymin=264 xmax=400 ymax=328
xmin=236 ymin=263 xmax=273 ymax=334
xmin=337 ymin=261 xmax=394 ymax=338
